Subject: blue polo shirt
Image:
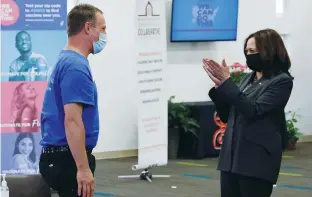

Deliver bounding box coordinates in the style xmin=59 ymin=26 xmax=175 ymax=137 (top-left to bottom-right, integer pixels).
xmin=40 ymin=50 xmax=99 ymax=148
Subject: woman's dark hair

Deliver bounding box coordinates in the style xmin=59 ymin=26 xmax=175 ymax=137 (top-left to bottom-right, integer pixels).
xmin=244 ymin=28 xmax=293 ymax=79
xmin=13 ymin=132 xmax=36 ymax=163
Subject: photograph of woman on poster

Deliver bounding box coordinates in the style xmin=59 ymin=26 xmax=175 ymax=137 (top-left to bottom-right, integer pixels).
xmin=11 ymin=132 xmax=38 ymax=174
xmin=11 ymin=82 xmax=39 ymax=132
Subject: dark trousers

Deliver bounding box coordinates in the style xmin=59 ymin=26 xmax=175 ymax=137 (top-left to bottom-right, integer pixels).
xmin=220 ymin=171 xmax=273 ymax=197
xmin=39 ymin=150 xmax=96 ymax=197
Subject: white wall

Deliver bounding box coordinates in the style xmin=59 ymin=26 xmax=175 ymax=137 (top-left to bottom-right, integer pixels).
xmin=68 ymin=0 xmax=311 ymax=153
xmin=67 ymin=0 xmax=77 ymax=13
xmin=77 ymin=0 xmax=138 ymax=152
xmin=282 ymin=0 xmax=312 ymax=135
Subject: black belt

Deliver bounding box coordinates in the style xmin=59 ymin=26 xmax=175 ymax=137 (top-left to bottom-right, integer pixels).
xmin=42 ymin=146 xmax=93 ymax=154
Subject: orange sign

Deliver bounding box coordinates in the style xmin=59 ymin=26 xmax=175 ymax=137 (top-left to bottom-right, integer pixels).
xmin=212 ymin=111 xmax=227 ymax=150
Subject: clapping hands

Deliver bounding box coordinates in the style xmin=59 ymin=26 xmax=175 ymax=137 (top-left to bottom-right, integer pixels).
xmin=202 ymin=58 xmax=230 ymax=87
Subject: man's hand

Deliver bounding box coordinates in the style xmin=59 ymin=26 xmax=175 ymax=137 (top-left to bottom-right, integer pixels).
xmin=77 ymin=168 xmax=94 ymax=197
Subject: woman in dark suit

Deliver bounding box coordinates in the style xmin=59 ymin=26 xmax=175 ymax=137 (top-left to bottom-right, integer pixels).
xmin=202 ymin=29 xmax=293 ymax=197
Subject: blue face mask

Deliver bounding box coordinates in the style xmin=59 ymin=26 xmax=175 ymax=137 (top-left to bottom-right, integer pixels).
xmin=92 ymin=32 xmax=107 ymax=54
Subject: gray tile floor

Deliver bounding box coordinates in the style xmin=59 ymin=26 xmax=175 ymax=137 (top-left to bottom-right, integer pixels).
xmin=93 ymin=142 xmax=312 ymax=197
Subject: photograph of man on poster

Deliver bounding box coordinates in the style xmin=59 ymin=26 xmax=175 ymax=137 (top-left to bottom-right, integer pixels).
xmin=8 ymin=31 xmax=51 ymax=81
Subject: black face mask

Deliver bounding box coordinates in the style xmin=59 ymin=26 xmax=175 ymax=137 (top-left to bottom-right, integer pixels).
xmin=246 ymin=53 xmax=264 ymax=72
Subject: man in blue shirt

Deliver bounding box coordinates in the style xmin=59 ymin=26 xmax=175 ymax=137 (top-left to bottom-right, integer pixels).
xmin=39 ymin=4 xmax=107 ymax=197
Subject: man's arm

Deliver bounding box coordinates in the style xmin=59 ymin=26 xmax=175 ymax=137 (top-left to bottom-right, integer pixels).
xmin=64 ymin=103 xmax=89 ymax=170
xmin=60 ymin=69 xmax=95 ymax=170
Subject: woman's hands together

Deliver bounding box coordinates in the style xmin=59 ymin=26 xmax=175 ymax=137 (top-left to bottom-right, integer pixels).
xmin=202 ymin=58 xmax=230 ymax=87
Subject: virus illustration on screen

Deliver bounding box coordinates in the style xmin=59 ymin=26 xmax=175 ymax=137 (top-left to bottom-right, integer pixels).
xmin=192 ymin=4 xmax=219 ymax=27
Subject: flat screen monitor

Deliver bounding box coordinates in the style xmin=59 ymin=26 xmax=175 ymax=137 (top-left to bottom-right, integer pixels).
xmin=170 ymin=0 xmax=239 ymax=42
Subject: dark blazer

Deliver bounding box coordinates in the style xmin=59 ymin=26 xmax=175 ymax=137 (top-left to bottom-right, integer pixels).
xmin=209 ymin=71 xmax=293 ymax=184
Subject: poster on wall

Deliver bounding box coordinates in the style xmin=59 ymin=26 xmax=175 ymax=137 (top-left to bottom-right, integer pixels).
xmin=132 ymin=0 xmax=168 ymax=171
xmin=0 ymin=0 xmax=67 ymax=175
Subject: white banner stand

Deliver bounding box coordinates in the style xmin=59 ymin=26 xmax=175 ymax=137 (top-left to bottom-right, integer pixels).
xmin=118 ymin=0 xmax=170 ymax=183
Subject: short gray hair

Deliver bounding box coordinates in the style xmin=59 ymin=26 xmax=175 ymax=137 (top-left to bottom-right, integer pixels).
xmin=67 ymin=4 xmax=103 ymax=37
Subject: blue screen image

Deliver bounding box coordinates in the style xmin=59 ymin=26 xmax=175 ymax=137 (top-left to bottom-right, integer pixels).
xmin=171 ymin=0 xmax=239 ymax=42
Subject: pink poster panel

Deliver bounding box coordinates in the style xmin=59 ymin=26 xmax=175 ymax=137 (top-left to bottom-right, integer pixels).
xmin=1 ymin=82 xmax=47 ymax=133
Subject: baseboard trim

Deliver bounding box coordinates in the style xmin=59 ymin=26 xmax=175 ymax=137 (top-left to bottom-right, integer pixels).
xmin=298 ymin=135 xmax=312 ymax=143
xmin=93 ymin=149 xmax=138 ymax=160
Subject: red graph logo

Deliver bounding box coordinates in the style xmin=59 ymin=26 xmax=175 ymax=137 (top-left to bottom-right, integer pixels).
xmin=212 ymin=111 xmax=227 ymax=150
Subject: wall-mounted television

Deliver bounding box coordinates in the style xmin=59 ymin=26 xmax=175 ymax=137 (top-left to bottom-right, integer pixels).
xmin=170 ymin=0 xmax=239 ymax=42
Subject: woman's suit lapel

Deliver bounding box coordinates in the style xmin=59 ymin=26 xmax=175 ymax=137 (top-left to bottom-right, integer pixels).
xmin=239 ymin=72 xmax=255 ymax=93
xmin=240 ymin=72 xmax=269 ymax=96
